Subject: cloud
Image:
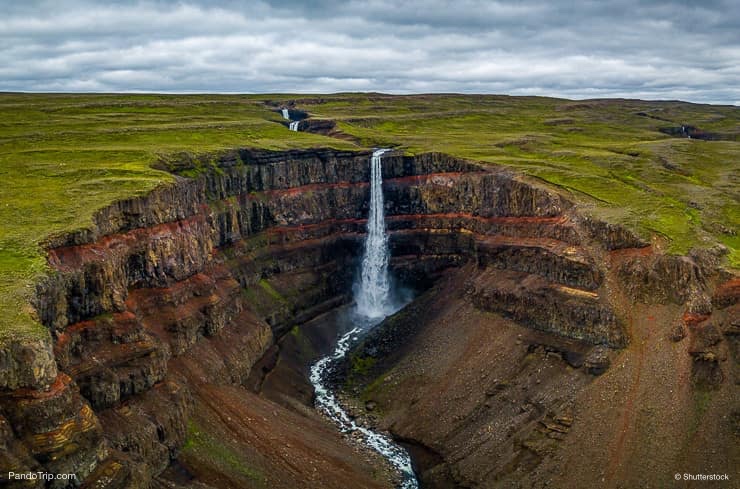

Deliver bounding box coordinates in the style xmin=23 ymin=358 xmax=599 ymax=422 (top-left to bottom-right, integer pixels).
xmin=0 ymin=0 xmax=738 ymax=103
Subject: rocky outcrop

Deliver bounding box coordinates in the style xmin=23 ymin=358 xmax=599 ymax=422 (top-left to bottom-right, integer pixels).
xmin=469 ymin=269 xmax=622 ymax=346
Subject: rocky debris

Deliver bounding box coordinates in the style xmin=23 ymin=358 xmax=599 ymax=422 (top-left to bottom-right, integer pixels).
xmin=687 ymin=293 xmax=713 ymax=315
xmin=579 ymin=216 xmax=648 ymax=250
xmin=562 ymin=350 xmax=585 ymax=368
xmin=0 ymin=337 xmax=57 ymax=390
xmin=688 ymin=322 xmax=723 ymax=354
xmin=524 ymin=342 xmax=593 ymax=371
xmin=669 ymin=323 xmax=687 ymax=342
xmin=0 ymin=373 xmax=107 ymax=485
xmin=538 ymin=411 xmax=573 ymax=441
xmin=615 ymin=252 xmax=710 ymax=305
xmin=687 ymin=321 xmax=726 ymax=386
xmin=470 ymin=269 xmax=624 ymax=347
xmin=485 ymin=380 xmax=509 ymax=396
xmin=712 ymin=278 xmax=740 ymax=309
xmin=583 ymin=346 xmax=611 ymax=375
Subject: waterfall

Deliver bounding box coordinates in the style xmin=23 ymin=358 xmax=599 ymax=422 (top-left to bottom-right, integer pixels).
xmin=310 ymin=147 xmax=419 ymax=488
xmin=282 ymin=108 xmax=301 ymax=131
xmin=356 ymin=149 xmax=391 ymax=318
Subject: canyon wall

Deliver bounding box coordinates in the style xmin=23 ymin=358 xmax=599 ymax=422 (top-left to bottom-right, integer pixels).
xmin=1 ymin=148 xmax=723 ymax=488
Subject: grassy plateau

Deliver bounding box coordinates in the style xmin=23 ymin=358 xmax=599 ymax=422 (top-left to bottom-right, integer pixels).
xmin=0 ymin=93 xmax=737 ymax=343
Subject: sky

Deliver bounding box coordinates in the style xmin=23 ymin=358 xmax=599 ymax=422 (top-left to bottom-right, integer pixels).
xmin=1 ymin=0 xmax=738 ymax=104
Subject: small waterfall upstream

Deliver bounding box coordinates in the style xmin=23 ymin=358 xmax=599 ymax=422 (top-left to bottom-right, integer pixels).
xmin=281 ymin=107 xmax=300 ymax=131
xmin=309 ymin=149 xmax=419 ymax=489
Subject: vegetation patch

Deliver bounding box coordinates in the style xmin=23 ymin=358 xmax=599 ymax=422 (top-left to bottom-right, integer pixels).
xmin=182 ymin=419 xmax=266 ymax=486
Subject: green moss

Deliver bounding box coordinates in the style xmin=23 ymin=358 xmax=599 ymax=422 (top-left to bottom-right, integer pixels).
xmin=350 ymin=354 xmax=377 ymax=376
xmin=182 ymin=419 xmax=265 ymax=486
xmin=258 ymin=279 xmax=286 ymax=303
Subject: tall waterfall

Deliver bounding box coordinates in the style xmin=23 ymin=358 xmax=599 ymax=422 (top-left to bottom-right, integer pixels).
xmin=310 ymin=147 xmax=419 ymax=487
xmin=356 ymin=149 xmax=391 ymax=318
xmin=281 ymin=108 xmax=290 ymax=120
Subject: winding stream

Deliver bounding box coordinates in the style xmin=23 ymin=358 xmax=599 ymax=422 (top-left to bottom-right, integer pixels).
xmin=309 ymin=149 xmax=419 ymax=488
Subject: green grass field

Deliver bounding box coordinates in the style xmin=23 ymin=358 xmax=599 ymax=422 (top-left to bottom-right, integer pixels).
xmin=0 ymin=93 xmax=737 ymax=342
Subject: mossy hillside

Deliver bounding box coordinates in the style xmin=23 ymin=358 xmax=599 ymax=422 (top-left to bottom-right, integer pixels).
xmin=0 ymin=93 xmax=352 ymax=343
xmin=182 ymin=419 xmax=266 ymax=486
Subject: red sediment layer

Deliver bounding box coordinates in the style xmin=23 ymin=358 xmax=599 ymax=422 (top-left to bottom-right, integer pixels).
xmin=682 ymin=311 xmax=710 ymax=326
xmin=266 ymin=231 xmax=364 ymax=252
xmin=0 ymin=373 xmax=72 ymax=400
xmin=66 ymin=340 xmax=160 ymax=377
xmin=392 ymin=228 xmax=584 ymax=253
xmin=713 ymin=278 xmax=740 ymax=302
xmin=48 ymin=208 xmax=210 ymax=270
xmin=56 ymin=312 xmax=139 ymax=352
xmin=259 ymin=226 xmax=590 ymax=269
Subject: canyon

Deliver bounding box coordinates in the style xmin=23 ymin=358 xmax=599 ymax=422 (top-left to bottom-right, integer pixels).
xmin=1 ymin=146 xmax=737 ymax=489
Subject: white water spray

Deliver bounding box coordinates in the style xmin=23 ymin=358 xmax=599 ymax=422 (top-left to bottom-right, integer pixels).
xmin=289 ymin=121 xmax=300 ymax=131
xmin=356 ymin=149 xmax=392 ymax=318
xmin=281 ymin=108 xmax=290 ymax=120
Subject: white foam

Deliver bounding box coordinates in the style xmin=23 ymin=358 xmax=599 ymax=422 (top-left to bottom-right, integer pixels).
xmin=309 ymin=315 xmax=418 ymax=488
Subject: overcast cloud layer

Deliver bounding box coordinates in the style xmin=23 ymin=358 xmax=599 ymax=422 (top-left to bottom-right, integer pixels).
xmin=1 ymin=0 xmax=738 ymax=104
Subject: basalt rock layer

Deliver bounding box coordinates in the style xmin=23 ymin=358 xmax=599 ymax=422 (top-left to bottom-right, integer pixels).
xmin=1 ymin=148 xmax=728 ymax=488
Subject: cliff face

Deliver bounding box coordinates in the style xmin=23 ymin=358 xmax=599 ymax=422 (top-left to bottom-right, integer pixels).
xmin=0 ymin=148 xmax=726 ymax=488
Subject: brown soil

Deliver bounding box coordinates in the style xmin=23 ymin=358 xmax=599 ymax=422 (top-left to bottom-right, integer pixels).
xmin=342 ymin=265 xmax=739 ymax=488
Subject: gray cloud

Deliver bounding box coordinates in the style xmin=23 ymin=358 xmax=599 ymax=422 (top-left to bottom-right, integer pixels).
xmin=1 ymin=0 xmax=738 ymax=103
